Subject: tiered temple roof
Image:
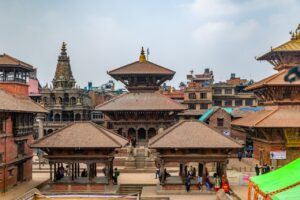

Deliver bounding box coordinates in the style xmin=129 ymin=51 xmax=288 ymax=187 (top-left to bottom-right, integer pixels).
xmin=231 ymin=106 xmax=300 ymax=128
xmin=96 ymin=92 xmax=186 ymax=111
xmin=149 ymin=120 xmax=241 ymax=149
xmin=0 ymin=53 xmax=34 ymax=70
xmin=0 ymin=89 xmax=47 ymax=113
xmin=31 ymin=122 xmax=127 ymax=148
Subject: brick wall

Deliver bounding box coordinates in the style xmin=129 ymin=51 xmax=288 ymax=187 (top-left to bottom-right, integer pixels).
xmin=209 ymin=108 xmax=231 ymax=132
xmin=0 ymin=82 xmax=29 ymax=96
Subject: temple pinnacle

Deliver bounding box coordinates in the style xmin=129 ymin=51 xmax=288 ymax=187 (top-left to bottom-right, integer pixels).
xmin=61 ymin=42 xmax=67 ymax=54
xmin=139 ymin=46 xmax=146 ymax=62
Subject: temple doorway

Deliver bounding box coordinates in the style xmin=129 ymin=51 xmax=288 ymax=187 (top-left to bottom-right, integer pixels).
xmin=138 ymin=128 xmax=146 ymax=141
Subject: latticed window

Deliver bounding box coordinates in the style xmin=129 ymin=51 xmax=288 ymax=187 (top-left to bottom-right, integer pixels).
xmin=245 ymin=99 xmax=253 ymax=106
xmin=200 ymin=103 xmax=208 ymax=109
xmin=225 ymin=89 xmax=232 ymax=94
xmin=214 ymin=89 xmax=222 ymax=94
xmin=17 ymin=141 xmax=25 ymax=156
xmin=0 ymin=118 xmax=3 ymax=134
xmin=188 ymin=93 xmax=196 ymax=99
xmin=217 ymin=118 xmax=224 ymax=127
xmin=214 ymin=100 xmax=222 ymax=106
xmin=188 ymin=104 xmax=196 ymax=110
xmin=225 ymin=100 xmax=232 ymax=106
xmin=200 ymin=92 xmax=207 ymax=99
xmin=235 ymin=99 xmax=243 ymax=106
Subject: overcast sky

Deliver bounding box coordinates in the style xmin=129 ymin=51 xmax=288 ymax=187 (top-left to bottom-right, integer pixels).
xmin=0 ymin=0 xmax=299 ymax=89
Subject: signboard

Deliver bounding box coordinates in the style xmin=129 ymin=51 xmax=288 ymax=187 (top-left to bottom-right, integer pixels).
xmin=270 ymin=151 xmax=286 ymax=160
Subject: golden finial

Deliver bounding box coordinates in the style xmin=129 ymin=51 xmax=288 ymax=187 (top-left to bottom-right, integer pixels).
xmin=139 ymin=47 xmax=146 ymax=62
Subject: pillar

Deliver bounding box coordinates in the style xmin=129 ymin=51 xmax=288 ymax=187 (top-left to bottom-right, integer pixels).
xmin=160 ymin=160 xmax=165 ymax=184
xmin=179 ymin=163 xmax=183 ymax=177
xmin=54 ymin=163 xmax=57 ymax=181
xmin=77 ymin=163 xmax=80 ymax=177
xmin=75 ymin=163 xmax=77 ymax=179
xmin=50 ymin=162 xmax=53 ymax=181
xmin=198 ymin=163 xmax=203 ymax=177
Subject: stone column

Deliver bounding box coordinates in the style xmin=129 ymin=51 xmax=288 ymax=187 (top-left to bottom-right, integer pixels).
xmin=50 ymin=162 xmax=53 ymax=181
xmin=37 ymin=113 xmax=45 ymax=139
xmin=53 ymin=163 xmax=57 ymax=181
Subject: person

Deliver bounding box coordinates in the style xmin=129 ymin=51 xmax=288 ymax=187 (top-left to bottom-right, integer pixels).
xmin=102 ymin=167 xmax=107 ymax=176
xmin=192 ymin=167 xmax=197 ymax=177
xmin=221 ymin=176 xmax=230 ymax=194
xmin=262 ymin=163 xmax=267 ymax=174
xmin=55 ymin=169 xmax=62 ymax=180
xmin=205 ymin=176 xmax=212 ymax=191
xmin=255 ymin=164 xmax=260 ymax=176
xmin=81 ymin=169 xmax=87 ymax=177
xmin=185 ymin=175 xmax=191 ymax=192
xmin=197 ymin=176 xmax=203 ymax=191
xmin=265 ymin=164 xmax=271 ymax=173
xmin=132 ymin=137 xmax=137 ymax=148
xmin=155 ymin=164 xmax=160 ymax=179
xmin=214 ymin=175 xmax=221 ymax=192
xmin=113 ymin=168 xmax=120 ymax=184
xmin=164 ymin=168 xmax=171 ymax=178
xmin=238 ymin=151 xmax=243 ymax=161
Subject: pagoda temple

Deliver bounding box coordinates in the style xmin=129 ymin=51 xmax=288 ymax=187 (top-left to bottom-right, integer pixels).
xmin=232 ymin=24 xmax=300 ymax=167
xmin=96 ymin=48 xmax=186 ymax=143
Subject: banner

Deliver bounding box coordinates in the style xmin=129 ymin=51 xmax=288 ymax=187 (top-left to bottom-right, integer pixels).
xmin=270 ymin=151 xmax=286 ymax=159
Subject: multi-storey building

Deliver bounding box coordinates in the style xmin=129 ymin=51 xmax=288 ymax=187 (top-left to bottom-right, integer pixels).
xmin=0 ymin=54 xmax=47 ymax=192
xmin=186 ymin=68 xmax=214 ymax=86
xmin=212 ymin=81 xmax=258 ymax=107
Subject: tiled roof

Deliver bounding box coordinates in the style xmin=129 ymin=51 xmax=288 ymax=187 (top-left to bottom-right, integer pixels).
xmin=231 ymin=106 xmax=300 ymax=128
xmin=108 ymin=60 xmax=175 ymax=75
xmin=246 ymin=69 xmax=300 ymax=91
xmin=149 ymin=120 xmax=242 ymax=149
xmin=257 ymin=38 xmax=300 ymax=60
xmin=31 ymin=122 xmax=128 ymax=148
xmin=0 ymin=54 xmax=33 ymax=70
xmin=96 ymin=92 xmax=187 ymax=111
xmin=0 ymin=89 xmax=47 ymax=113
xmin=177 ymin=109 xmax=206 ymax=116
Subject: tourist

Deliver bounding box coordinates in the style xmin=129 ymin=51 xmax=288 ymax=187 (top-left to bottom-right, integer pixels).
xmin=164 ymin=168 xmax=171 ymax=178
xmin=155 ymin=164 xmax=160 ymax=179
xmin=185 ymin=175 xmax=191 ymax=192
xmin=113 ymin=168 xmax=120 ymax=184
xmin=214 ymin=175 xmax=221 ymax=192
xmin=184 ymin=165 xmax=188 ymax=177
xmin=192 ymin=167 xmax=196 ymax=177
xmin=197 ymin=176 xmax=203 ymax=191
xmin=205 ymin=176 xmax=211 ymax=191
xmin=132 ymin=137 xmax=136 ymax=148
xmin=238 ymin=151 xmax=243 ymax=161
xmin=102 ymin=167 xmax=107 ymax=176
xmin=221 ymin=175 xmax=230 ymax=194
xmin=81 ymin=169 xmax=87 ymax=177
xmin=255 ymin=164 xmax=260 ymax=176
xmin=262 ymin=163 xmax=267 ymax=174
xmin=265 ymin=164 xmax=271 ymax=173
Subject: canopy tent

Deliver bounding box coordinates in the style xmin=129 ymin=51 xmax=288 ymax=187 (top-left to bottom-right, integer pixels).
xmin=269 ymin=185 xmax=300 ymax=200
xmin=248 ymin=158 xmax=300 ymax=200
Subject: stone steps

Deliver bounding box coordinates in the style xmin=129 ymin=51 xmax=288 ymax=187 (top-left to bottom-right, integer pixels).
xmin=118 ymin=184 xmax=155 ymax=195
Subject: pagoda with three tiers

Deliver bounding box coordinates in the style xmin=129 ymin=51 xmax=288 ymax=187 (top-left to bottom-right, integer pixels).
xmin=96 ymin=48 xmax=186 ymax=144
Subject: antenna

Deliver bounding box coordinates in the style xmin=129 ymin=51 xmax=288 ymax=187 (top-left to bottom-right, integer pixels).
xmin=146 ymin=48 xmax=150 ymax=61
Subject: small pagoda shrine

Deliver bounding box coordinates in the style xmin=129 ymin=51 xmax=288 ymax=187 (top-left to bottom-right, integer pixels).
xmin=232 ymin=24 xmax=300 ymax=167
xmin=96 ymin=48 xmax=186 ymax=144
xmin=31 ymin=122 xmax=127 ymax=193
xmin=149 ymin=120 xmax=241 ymax=192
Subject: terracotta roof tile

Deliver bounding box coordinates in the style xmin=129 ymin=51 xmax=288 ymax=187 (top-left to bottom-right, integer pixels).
xmin=246 ymin=69 xmax=300 ymax=91
xmin=96 ymin=92 xmax=187 ymax=111
xmin=108 ymin=61 xmax=175 ymax=75
xmin=149 ymin=120 xmax=242 ymax=149
xmin=0 ymin=54 xmax=33 ymax=71
xmin=231 ymin=106 xmax=300 ymax=128
xmin=31 ymin=122 xmax=128 ymax=148
xmin=0 ymin=89 xmax=47 ymax=113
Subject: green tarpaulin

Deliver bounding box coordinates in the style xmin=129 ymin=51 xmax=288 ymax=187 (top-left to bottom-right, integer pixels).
xmin=250 ymin=158 xmax=300 ymax=194
xmin=271 ymin=184 xmax=300 ymax=200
